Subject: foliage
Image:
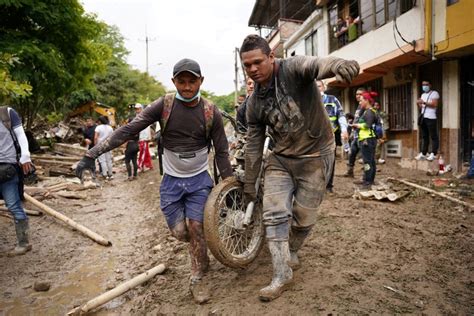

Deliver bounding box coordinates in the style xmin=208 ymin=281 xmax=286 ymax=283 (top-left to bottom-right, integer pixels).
xmin=0 ymin=53 xmax=32 ymax=103
xmin=0 ymin=0 xmax=111 ymax=127
xmin=92 ymin=24 xmax=166 ymax=120
xmin=45 ymin=111 xmax=64 ymax=124
xmin=203 ymin=90 xmax=236 ymax=114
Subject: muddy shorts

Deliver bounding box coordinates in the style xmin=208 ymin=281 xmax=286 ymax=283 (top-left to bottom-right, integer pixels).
xmin=263 ymin=153 xmax=333 ymax=240
xmin=160 ymin=171 xmax=213 ymax=229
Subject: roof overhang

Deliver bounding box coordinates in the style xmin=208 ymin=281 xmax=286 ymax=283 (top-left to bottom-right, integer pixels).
xmin=328 ymin=39 xmax=430 ymax=87
xmin=248 ymin=0 xmax=315 ymax=28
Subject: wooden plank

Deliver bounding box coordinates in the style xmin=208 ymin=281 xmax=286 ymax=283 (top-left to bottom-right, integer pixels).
xmin=53 ymin=143 xmax=87 ymax=157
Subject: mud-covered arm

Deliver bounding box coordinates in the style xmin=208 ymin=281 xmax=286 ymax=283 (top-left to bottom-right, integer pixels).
xmin=87 ymin=98 xmax=163 ymax=159
xmin=211 ymin=108 xmax=233 ymax=179
xmin=244 ymin=98 xmax=266 ymax=197
xmin=286 ymin=55 xmax=359 ymax=84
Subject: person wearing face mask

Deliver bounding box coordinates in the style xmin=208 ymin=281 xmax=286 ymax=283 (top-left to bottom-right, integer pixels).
xmin=343 ymin=87 xmax=366 ymax=177
xmin=75 ymin=58 xmax=232 ymax=304
xmin=415 ymin=80 xmax=440 ymax=161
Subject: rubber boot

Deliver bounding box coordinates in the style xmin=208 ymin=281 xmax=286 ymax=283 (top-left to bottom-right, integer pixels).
xmin=343 ymin=166 xmax=354 ymax=177
xmin=9 ymin=219 xmax=32 ymax=256
xmin=188 ymin=220 xmax=210 ymax=304
xmin=259 ymin=241 xmax=293 ymax=302
xmin=289 ymin=227 xmax=311 ymax=270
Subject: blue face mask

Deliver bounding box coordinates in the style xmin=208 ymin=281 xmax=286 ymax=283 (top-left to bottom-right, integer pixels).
xmin=422 ymin=85 xmax=430 ymax=93
xmin=176 ymin=91 xmax=200 ymax=103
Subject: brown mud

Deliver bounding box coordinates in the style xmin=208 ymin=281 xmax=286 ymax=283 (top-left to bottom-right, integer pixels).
xmin=0 ymin=159 xmax=472 ymax=315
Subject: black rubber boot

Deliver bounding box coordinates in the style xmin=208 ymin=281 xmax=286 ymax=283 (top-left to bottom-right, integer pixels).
xmin=9 ymin=219 xmax=32 ymax=256
xmin=259 ymin=241 xmax=293 ymax=302
xmin=289 ymin=227 xmax=311 ymax=270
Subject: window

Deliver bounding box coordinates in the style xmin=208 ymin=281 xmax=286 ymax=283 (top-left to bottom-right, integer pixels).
xmin=387 ymin=83 xmax=412 ymax=131
xmin=305 ymin=30 xmax=318 ymax=56
xmin=360 ymin=0 xmax=415 ymax=34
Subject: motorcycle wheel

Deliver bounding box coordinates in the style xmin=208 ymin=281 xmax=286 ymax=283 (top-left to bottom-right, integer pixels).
xmin=204 ymin=176 xmax=265 ymax=269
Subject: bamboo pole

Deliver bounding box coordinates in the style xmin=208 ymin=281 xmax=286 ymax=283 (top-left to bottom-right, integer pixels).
xmin=24 ymin=193 xmax=112 ymax=246
xmin=388 ymin=178 xmax=474 ymax=210
xmin=68 ymin=264 xmax=166 ymax=315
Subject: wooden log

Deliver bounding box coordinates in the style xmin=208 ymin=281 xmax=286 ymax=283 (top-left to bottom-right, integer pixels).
xmin=388 ymin=178 xmax=474 ymax=210
xmin=31 ymin=154 xmax=81 ymax=161
xmin=33 ymin=159 xmax=74 ymax=167
xmin=53 ymin=143 xmax=87 ymax=157
xmin=24 ymin=193 xmax=112 ymax=246
xmin=0 ymin=206 xmax=42 ymax=216
xmin=54 ymin=191 xmax=87 ymax=200
xmin=68 ymin=264 xmax=166 ymax=315
xmin=0 ymin=213 xmax=13 ymax=220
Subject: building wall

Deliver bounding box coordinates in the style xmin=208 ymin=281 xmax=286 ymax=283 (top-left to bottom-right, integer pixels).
xmin=436 ymin=0 xmax=474 ymax=55
xmin=440 ymin=60 xmax=461 ymax=170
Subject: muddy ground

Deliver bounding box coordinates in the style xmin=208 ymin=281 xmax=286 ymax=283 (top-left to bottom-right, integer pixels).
xmin=0 ymin=157 xmax=472 ymax=315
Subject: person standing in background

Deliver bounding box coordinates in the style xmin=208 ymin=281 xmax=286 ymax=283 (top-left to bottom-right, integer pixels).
xmin=94 ymin=115 xmax=114 ymax=180
xmin=134 ymin=103 xmax=154 ymax=171
xmin=415 ymin=80 xmax=440 ymax=161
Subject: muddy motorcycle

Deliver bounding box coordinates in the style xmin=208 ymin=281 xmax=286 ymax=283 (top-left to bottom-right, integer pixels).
xmin=204 ymin=112 xmax=271 ymax=269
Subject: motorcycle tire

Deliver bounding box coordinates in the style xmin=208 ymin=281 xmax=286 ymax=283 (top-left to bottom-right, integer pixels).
xmin=204 ymin=176 xmax=265 ymax=269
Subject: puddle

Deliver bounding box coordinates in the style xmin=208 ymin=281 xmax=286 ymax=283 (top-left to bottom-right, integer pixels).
xmin=0 ymin=250 xmax=116 ymax=315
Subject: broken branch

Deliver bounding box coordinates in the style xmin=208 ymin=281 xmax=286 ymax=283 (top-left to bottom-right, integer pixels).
xmin=388 ymin=178 xmax=474 ymax=210
xmin=68 ymin=264 xmax=166 ymax=315
xmin=24 ymin=193 xmax=112 ymax=246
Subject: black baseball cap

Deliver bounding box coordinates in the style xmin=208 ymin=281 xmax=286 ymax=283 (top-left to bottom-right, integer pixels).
xmin=173 ymin=58 xmax=202 ymax=78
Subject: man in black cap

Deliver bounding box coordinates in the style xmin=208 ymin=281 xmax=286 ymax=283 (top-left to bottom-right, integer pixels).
xmin=76 ymin=58 xmax=232 ymax=303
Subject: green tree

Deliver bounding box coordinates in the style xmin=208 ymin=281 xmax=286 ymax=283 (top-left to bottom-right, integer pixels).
xmin=0 ymin=53 xmax=32 ymax=103
xmin=92 ymin=24 xmax=166 ymax=120
xmin=0 ymin=0 xmax=111 ymax=128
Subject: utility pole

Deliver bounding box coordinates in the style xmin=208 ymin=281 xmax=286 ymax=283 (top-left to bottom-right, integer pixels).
xmin=234 ymin=47 xmax=239 ymax=107
xmin=139 ymin=25 xmax=156 ymax=75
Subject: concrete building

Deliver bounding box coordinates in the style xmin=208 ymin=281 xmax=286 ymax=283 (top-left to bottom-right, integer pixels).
xmin=248 ymin=0 xmax=474 ymax=172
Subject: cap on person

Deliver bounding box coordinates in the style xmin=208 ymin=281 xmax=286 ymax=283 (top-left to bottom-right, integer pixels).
xmin=134 ymin=103 xmax=143 ymax=109
xmin=173 ymin=58 xmax=202 ymax=78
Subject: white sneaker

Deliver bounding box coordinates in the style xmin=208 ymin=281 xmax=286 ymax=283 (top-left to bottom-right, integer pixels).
xmin=378 ymin=158 xmax=385 ymax=164
xmin=427 ymin=153 xmax=435 ymax=161
xmin=415 ymin=153 xmax=426 ymax=160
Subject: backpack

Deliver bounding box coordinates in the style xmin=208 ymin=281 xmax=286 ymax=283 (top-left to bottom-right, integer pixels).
xmin=160 ymin=93 xmax=214 ymax=140
xmin=157 ymin=93 xmax=216 ymax=176
xmin=371 ymin=108 xmax=384 ymax=139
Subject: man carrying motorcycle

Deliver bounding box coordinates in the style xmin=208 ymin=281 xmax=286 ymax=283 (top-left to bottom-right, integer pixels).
xmin=240 ymin=34 xmax=359 ymax=301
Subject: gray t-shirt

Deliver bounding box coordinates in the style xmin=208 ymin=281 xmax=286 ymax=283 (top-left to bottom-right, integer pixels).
xmin=0 ymin=108 xmax=22 ymax=164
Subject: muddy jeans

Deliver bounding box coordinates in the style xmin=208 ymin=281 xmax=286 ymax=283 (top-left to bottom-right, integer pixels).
xmin=262 ymin=153 xmax=333 ymax=241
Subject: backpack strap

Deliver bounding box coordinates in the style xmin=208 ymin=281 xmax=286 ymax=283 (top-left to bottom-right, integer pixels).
xmin=161 ymin=93 xmax=214 ymax=142
xmin=161 ymin=93 xmax=176 ymax=134
xmin=0 ymin=106 xmax=11 ymax=130
xmin=202 ymin=99 xmax=214 ymax=141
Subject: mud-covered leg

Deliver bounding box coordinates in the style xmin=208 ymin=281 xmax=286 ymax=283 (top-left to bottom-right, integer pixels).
xmin=289 ymin=225 xmax=312 ymax=270
xmin=170 ymin=220 xmax=190 ymax=242
xmin=259 ymin=225 xmax=293 ymax=302
xmin=188 ymin=219 xmax=210 ymax=304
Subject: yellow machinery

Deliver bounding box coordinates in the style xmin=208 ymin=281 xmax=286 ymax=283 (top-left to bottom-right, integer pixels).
xmin=69 ymin=101 xmax=116 ymax=127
